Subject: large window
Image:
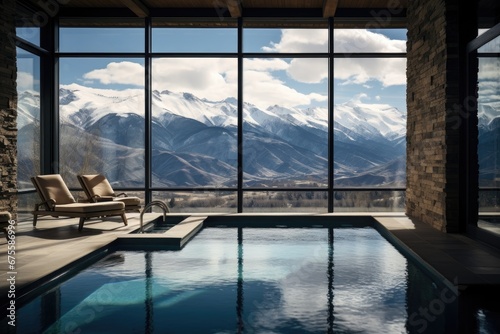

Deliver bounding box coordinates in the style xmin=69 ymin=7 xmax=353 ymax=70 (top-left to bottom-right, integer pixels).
xmin=333 ymin=29 xmax=406 ymax=212
xmin=58 ymin=57 xmax=146 ymax=189
xmin=151 ymin=57 xmax=238 ymax=189
xmin=16 ymin=47 xmax=41 ymax=190
xmin=26 ymin=22 xmax=407 ymax=213
xmin=16 ymin=20 xmax=43 ymax=219
xmin=58 ymin=24 xmax=146 ymax=190
xmin=476 ymin=32 xmax=500 ymax=236
xmin=243 ymin=57 xmax=329 ymax=188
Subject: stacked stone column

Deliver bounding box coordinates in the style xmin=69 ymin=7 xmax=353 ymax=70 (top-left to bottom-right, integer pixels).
xmin=0 ymin=0 xmax=18 ymax=218
xmin=406 ymin=0 xmax=462 ymax=232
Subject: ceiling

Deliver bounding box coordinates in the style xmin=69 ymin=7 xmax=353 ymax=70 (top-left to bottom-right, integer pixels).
xmin=51 ymin=0 xmax=409 ymax=17
xmin=18 ymin=0 xmax=500 ymax=28
xmin=20 ymin=0 xmax=410 ymax=27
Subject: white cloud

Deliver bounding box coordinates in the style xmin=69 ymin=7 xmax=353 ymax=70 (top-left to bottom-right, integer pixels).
xmin=244 ymin=58 xmax=288 ymax=71
xmin=80 ymin=80 xmax=95 ymax=85
xmin=479 ymin=60 xmax=500 ymax=81
xmin=243 ymin=58 xmax=327 ymax=109
xmin=263 ymin=29 xmax=406 ymax=87
xmin=262 ymin=29 xmax=328 ymax=53
xmin=83 ymin=61 xmax=144 ymax=87
xmin=334 ymin=29 xmax=406 ymax=53
xmin=17 ymin=71 xmax=36 ymax=92
xmin=287 ymin=58 xmax=328 ymax=83
xmin=244 ymin=69 xmax=322 ymax=109
xmin=352 ymin=93 xmax=370 ymax=103
xmin=82 ymin=59 xmax=238 ymax=102
xmin=78 ymin=29 xmax=406 ymax=109
xmin=152 ymin=58 xmax=237 ymax=101
xmin=335 ymin=58 xmax=406 ymax=87
xmin=478 ymin=60 xmax=500 ymax=104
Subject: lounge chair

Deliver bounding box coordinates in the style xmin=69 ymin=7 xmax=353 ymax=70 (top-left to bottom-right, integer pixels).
xmin=77 ymin=174 xmax=141 ymax=212
xmin=31 ymin=174 xmax=128 ymax=231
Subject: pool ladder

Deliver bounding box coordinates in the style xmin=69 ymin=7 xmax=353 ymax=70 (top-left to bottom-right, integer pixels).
xmin=139 ymin=200 xmax=170 ymax=233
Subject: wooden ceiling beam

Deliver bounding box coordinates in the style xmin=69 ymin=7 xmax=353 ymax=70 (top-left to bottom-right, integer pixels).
xmin=323 ymin=0 xmax=339 ymax=18
xmin=121 ymin=0 xmax=150 ymax=18
xmin=226 ymin=0 xmax=242 ymax=18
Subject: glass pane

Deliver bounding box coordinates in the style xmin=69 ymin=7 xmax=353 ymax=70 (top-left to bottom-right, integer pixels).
xmin=59 ymin=58 xmax=145 ymax=188
xmin=243 ymin=58 xmax=328 ymax=188
xmin=478 ymin=56 xmax=500 ymax=189
xmin=17 ymin=192 xmax=40 ymax=222
xmin=334 ymin=29 xmax=406 ymax=53
xmin=244 ymin=28 xmax=328 ymax=53
xmin=477 ymin=54 xmax=500 ymax=235
xmin=151 ymin=58 xmax=238 ymax=188
xmin=478 ymin=190 xmax=500 ymax=235
xmin=152 ymin=191 xmax=237 ymax=213
xmin=478 ymin=35 xmax=500 ymax=53
xmin=16 ymin=27 xmax=40 ymax=46
xmin=17 ymin=48 xmax=40 ymax=190
xmin=152 ymin=28 xmax=236 ymax=53
xmin=243 ymin=191 xmax=328 ymax=213
xmin=15 ymin=4 xmax=41 ymax=46
xmin=333 ymin=191 xmax=405 ymax=212
xmin=59 ymin=28 xmax=145 ymax=53
xmin=333 ymin=58 xmax=407 ymax=188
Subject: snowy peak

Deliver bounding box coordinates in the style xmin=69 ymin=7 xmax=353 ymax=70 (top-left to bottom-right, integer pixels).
xmin=59 ymin=84 xmax=145 ymax=127
xmin=335 ymin=100 xmax=406 ymax=140
xmin=59 ymin=84 xmax=406 ymax=141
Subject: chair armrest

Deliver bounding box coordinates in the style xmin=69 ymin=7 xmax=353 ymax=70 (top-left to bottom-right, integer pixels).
xmin=93 ymin=195 xmax=114 ymax=202
xmin=115 ymin=192 xmax=128 ymax=197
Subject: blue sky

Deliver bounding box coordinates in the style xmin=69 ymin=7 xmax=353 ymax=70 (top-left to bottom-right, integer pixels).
xmin=21 ymin=28 xmax=407 ymax=112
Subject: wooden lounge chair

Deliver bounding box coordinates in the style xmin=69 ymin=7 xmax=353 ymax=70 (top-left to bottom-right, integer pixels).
xmin=77 ymin=174 xmax=141 ymax=212
xmin=31 ymin=174 xmax=128 ymax=231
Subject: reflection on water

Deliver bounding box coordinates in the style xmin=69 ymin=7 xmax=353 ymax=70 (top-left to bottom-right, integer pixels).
xmin=5 ymin=228 xmax=500 ymax=333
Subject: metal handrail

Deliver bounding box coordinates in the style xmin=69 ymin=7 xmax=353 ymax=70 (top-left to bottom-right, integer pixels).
xmin=139 ymin=200 xmax=170 ymax=234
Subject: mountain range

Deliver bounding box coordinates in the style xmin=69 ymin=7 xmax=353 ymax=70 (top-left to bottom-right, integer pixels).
xmin=17 ymin=84 xmax=407 ymax=188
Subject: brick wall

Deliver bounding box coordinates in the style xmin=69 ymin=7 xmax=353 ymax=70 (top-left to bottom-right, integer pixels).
xmin=0 ymin=0 xmax=18 ymax=218
xmin=406 ymin=0 xmax=461 ymax=232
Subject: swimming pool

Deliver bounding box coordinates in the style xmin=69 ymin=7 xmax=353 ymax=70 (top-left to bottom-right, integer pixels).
xmin=1 ymin=226 xmax=488 ymax=333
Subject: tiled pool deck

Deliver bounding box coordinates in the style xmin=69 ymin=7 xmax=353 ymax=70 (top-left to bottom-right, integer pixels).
xmin=1 ymin=212 xmax=500 ymax=308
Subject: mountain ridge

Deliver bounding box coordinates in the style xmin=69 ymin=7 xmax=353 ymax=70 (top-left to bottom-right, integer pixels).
xmin=17 ymin=84 xmax=408 ymax=188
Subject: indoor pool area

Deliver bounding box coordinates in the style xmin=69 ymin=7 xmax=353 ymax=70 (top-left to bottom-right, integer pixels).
xmin=1 ymin=214 xmax=500 ymax=333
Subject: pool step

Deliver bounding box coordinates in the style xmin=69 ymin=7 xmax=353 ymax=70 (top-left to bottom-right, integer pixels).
xmin=117 ymin=215 xmax=206 ymax=249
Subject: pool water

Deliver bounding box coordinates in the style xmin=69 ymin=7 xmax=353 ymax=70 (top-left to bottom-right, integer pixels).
xmin=6 ymin=227 xmax=475 ymax=333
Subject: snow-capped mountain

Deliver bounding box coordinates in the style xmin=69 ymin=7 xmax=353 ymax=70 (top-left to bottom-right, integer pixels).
xmin=17 ymin=84 xmax=408 ymax=188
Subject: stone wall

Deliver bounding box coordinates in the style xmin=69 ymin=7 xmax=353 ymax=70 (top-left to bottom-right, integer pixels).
xmin=406 ymin=0 xmax=461 ymax=232
xmin=0 ymin=0 xmax=18 ymax=218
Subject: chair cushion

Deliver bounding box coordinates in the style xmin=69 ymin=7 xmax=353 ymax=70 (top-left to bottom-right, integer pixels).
xmin=54 ymin=201 xmax=125 ymax=213
xmin=34 ymin=175 xmax=76 ymax=205
xmin=79 ymin=174 xmax=115 ymax=197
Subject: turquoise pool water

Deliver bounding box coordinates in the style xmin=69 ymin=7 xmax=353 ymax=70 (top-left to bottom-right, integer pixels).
xmin=4 ymin=227 xmax=496 ymax=333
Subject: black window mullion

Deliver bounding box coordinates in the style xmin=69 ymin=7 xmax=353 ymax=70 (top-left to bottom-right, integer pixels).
xmin=145 ymin=17 xmax=152 ymax=205
xmin=237 ymin=17 xmax=244 ymax=213
xmin=328 ymin=17 xmax=334 ymax=213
